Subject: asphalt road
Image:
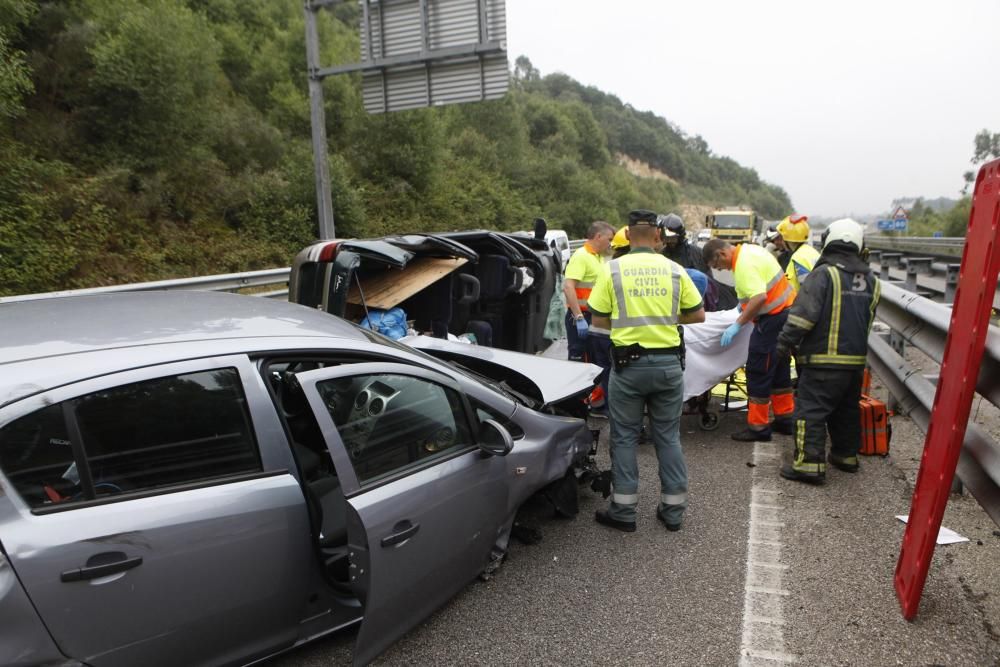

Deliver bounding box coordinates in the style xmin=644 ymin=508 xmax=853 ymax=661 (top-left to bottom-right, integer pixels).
xmin=266 ymin=353 xmax=1000 ymax=665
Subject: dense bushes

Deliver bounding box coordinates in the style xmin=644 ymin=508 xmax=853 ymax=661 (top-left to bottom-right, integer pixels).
xmin=0 ymin=1 xmax=791 ymax=295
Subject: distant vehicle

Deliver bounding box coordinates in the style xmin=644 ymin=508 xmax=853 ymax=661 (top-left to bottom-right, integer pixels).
xmin=696 ymin=228 xmax=712 ymax=243
xmin=0 ymin=291 xmax=597 ymax=667
xmin=544 ymin=229 xmax=572 ymax=266
xmin=290 ymin=231 xmax=560 ymax=355
xmin=705 ymin=207 xmax=761 ymax=244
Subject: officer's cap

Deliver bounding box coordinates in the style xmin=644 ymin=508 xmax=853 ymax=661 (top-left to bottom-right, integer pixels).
xmin=628 ymin=209 xmax=658 ymax=226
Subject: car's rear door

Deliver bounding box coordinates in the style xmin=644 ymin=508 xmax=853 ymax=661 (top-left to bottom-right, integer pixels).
xmin=296 ymin=362 xmax=510 ymax=665
xmin=0 ymin=356 xmax=315 ymax=667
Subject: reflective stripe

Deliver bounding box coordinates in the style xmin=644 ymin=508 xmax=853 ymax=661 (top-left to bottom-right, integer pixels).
xmin=792 ymin=419 xmax=825 ymax=472
xmin=662 ymin=493 xmax=687 ymax=505
xmin=787 ymin=314 xmax=815 ymax=330
xmin=761 ymin=283 xmax=794 ymax=314
xmin=794 ymin=419 xmax=806 ymax=467
xmin=805 ymin=354 xmax=867 ymax=365
xmin=765 ymin=270 xmax=784 ymax=290
xmin=827 ymin=266 xmax=842 ymax=355
xmin=608 ymin=260 xmax=681 ymax=328
xmin=867 ymin=278 xmax=881 ymax=334
xmin=576 ymin=280 xmax=596 ymax=288
xmin=590 ymin=326 xmax=611 ymax=335
xmin=613 ymin=492 xmax=639 ymax=505
xmin=793 ymin=460 xmax=825 ymax=474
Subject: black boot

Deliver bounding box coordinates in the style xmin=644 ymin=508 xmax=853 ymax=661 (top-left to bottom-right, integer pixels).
xmin=828 ymin=453 xmax=860 ymax=473
xmin=770 ymin=418 xmax=795 ymax=435
xmin=594 ymin=510 xmax=636 ymax=533
xmin=779 ymin=463 xmax=826 ymax=485
xmin=731 ymin=427 xmax=772 ymax=442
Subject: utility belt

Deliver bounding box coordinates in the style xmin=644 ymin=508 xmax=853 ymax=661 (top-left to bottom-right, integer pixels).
xmin=611 ymin=340 xmax=685 ymax=372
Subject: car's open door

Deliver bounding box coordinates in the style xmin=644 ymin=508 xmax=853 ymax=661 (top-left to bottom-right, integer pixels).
xmin=296 ymin=362 xmax=511 ymax=665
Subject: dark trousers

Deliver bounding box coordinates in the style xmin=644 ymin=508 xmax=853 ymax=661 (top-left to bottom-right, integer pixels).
xmin=746 ymin=310 xmax=793 ymax=428
xmin=587 ymin=331 xmax=613 ymax=402
xmin=790 ymin=367 xmax=864 ymax=473
xmin=565 ymin=309 xmax=592 ymax=361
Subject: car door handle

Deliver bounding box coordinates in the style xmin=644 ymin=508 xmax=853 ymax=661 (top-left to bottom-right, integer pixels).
xmin=381 ymin=521 xmax=420 ymax=547
xmin=61 ymin=552 xmax=143 ymax=582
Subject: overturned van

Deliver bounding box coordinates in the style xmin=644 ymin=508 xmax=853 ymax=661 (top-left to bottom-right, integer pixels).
xmin=289 ymin=231 xmax=560 ymax=355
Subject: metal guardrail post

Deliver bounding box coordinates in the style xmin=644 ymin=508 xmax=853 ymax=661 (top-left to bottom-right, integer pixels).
xmin=945 ymin=264 xmax=961 ymax=303
xmin=905 ymin=258 xmax=932 ymax=292
xmin=868 ymin=336 xmax=1000 ymax=522
xmin=880 ymin=253 xmax=901 ymax=282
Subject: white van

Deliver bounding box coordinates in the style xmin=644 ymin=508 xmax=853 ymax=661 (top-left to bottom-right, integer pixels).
xmin=545 ymin=230 xmax=572 ymax=266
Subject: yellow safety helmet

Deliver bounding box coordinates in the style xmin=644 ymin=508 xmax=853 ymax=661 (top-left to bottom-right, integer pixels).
xmin=776 ymin=214 xmax=810 ymax=243
xmin=611 ymin=225 xmax=630 ymax=249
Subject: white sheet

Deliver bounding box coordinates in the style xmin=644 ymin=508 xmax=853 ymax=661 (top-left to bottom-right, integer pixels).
xmin=682 ymin=308 xmax=752 ymax=400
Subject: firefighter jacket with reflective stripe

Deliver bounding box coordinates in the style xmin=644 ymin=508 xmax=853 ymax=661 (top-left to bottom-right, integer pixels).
xmin=733 ymin=243 xmax=795 ymax=316
xmin=777 ymin=245 xmax=881 ymax=369
xmin=786 ymin=243 xmax=820 ymax=292
xmin=588 ymin=248 xmax=704 ymax=348
xmin=564 ymin=242 xmax=606 ymax=310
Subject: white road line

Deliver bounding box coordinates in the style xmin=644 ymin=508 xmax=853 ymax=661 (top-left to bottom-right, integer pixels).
xmin=739 ymin=440 xmax=794 ymax=665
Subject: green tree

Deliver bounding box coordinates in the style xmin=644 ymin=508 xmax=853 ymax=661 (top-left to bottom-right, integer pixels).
xmin=84 ymin=0 xmax=223 ymax=168
xmin=963 ymin=128 xmax=1000 ymax=192
xmin=0 ymin=0 xmax=35 ymax=119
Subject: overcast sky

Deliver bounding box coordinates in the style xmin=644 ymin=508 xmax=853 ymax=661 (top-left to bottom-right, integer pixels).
xmin=505 ymin=0 xmax=1000 ymax=217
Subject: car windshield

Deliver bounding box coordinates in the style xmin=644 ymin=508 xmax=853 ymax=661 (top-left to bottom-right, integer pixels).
xmin=714 ymin=214 xmax=752 ymax=229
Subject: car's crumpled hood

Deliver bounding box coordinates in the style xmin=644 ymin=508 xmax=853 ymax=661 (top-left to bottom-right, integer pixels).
xmin=402 ymin=336 xmax=599 ymax=406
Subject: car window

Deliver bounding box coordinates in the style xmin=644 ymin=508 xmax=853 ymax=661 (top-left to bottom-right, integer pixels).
xmin=316 ymin=373 xmax=472 ymax=485
xmin=0 ymin=369 xmax=260 ymax=509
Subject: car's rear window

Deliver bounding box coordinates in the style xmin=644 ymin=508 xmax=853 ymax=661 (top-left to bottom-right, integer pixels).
xmin=0 ymin=368 xmax=261 ymax=509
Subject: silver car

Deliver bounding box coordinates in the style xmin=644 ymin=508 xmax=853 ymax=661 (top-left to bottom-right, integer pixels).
xmin=0 ymin=292 xmax=597 ymax=667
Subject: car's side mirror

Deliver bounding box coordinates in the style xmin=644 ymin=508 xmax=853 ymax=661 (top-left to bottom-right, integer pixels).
xmin=477 ymin=419 xmax=513 ymax=457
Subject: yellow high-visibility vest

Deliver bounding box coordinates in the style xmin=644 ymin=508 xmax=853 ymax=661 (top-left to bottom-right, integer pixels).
xmin=786 ymin=244 xmax=820 ymax=292
xmin=588 ymin=249 xmax=702 ymax=348
xmin=564 ymin=242 xmax=605 ymax=310
xmin=733 ymin=243 xmax=795 ymax=315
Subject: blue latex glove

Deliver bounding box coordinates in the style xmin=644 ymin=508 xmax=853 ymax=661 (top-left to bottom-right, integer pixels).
xmin=575 ymin=316 xmax=590 ymax=339
xmin=720 ymin=321 xmax=743 ymax=347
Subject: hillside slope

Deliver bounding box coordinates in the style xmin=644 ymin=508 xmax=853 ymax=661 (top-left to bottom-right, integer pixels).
xmin=0 ymin=2 xmax=791 ymax=295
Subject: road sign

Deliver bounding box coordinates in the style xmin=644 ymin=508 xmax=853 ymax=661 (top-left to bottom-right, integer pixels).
xmin=877 ymin=218 xmax=908 ymax=231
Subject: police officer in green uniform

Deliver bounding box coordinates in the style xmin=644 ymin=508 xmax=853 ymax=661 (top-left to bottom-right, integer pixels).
xmin=776 ymin=218 xmax=881 ymax=484
xmin=588 ymin=210 xmax=706 ymax=532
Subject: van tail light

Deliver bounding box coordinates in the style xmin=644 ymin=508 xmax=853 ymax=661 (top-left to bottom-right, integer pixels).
xmin=318 ymin=241 xmax=341 ymax=262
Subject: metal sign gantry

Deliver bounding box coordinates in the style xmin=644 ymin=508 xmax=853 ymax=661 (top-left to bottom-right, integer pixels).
xmin=304 ymin=0 xmax=509 ymax=239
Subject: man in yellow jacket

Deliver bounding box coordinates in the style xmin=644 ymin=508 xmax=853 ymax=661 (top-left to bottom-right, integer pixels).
xmin=775 ymin=214 xmax=820 ymax=292
xmin=703 ymin=238 xmax=797 ymax=441
xmin=589 ymin=210 xmax=706 ymax=532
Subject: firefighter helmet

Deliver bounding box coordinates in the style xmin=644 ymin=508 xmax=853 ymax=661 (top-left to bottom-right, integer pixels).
xmin=776 ymin=214 xmax=810 ymax=243
xmin=821 ymin=218 xmax=865 ymax=251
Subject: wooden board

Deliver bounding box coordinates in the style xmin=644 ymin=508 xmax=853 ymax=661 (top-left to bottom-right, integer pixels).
xmin=346 ymin=256 xmax=468 ymax=310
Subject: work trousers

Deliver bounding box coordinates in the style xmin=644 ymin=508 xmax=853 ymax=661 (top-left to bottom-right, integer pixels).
xmin=790 ymin=367 xmax=864 ymax=474
xmin=746 ymin=310 xmax=794 ymax=430
xmin=565 ymin=309 xmax=592 ymax=361
xmin=587 ymin=331 xmax=613 ymax=406
xmin=606 ymin=354 xmax=687 ymax=525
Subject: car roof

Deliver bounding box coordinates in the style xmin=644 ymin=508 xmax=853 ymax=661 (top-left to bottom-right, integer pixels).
xmin=0 ymin=291 xmax=368 ymax=365
xmin=0 ymin=292 xmax=380 ymax=408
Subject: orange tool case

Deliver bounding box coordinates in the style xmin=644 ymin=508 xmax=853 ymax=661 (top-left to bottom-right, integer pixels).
xmin=859 ymin=394 xmax=890 ymax=456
